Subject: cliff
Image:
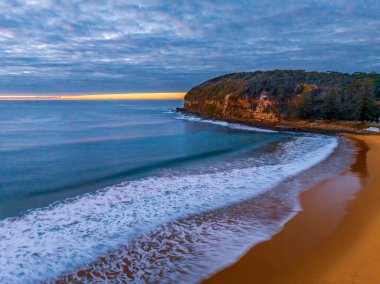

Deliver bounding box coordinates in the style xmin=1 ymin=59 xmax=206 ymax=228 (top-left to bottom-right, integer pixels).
xmin=184 ymin=70 xmax=380 ymax=125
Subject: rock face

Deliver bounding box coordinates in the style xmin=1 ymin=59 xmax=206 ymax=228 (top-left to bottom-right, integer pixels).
xmin=184 ymin=70 xmax=380 ymax=122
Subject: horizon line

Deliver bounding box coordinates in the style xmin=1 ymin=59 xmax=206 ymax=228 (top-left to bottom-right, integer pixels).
xmin=0 ymin=92 xmax=186 ymax=101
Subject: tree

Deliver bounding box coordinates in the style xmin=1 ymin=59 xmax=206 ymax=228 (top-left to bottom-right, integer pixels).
xmin=357 ymin=79 xmax=379 ymax=122
xmin=322 ymin=90 xmax=339 ymax=120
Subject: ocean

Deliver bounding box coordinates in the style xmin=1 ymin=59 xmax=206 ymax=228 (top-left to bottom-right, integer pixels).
xmin=0 ymin=100 xmax=348 ymax=283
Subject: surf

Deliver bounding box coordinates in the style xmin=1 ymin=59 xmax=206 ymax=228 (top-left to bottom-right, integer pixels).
xmin=0 ymin=134 xmax=338 ymax=283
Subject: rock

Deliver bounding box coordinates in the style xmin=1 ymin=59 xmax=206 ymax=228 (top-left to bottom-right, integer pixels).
xmin=184 ymin=70 xmax=380 ymax=123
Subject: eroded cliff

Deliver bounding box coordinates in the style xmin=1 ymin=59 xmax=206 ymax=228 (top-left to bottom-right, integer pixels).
xmin=184 ymin=70 xmax=380 ymax=123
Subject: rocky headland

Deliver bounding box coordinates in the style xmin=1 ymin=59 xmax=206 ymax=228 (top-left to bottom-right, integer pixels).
xmin=180 ymin=70 xmax=380 ymax=134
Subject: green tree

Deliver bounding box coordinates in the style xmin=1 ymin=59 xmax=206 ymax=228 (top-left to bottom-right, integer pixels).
xmin=322 ymin=90 xmax=339 ymax=120
xmin=357 ymin=79 xmax=379 ymax=122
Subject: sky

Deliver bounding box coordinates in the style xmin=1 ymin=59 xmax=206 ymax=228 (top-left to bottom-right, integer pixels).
xmin=0 ymin=0 xmax=379 ymax=94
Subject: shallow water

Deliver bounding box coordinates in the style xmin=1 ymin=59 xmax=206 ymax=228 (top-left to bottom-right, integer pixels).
xmin=0 ymin=100 xmax=344 ymax=283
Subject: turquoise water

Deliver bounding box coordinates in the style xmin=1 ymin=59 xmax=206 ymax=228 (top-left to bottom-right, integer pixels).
xmin=0 ymin=100 xmax=340 ymax=283
xmin=0 ymin=100 xmax=285 ymax=219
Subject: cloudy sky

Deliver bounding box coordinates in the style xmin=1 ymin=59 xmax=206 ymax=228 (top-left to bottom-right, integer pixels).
xmin=0 ymin=0 xmax=379 ymax=94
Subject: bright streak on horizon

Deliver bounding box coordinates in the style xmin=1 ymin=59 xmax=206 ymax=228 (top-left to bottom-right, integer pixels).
xmin=0 ymin=93 xmax=186 ymax=100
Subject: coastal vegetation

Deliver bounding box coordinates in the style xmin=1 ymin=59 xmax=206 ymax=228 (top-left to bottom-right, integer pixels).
xmin=184 ymin=70 xmax=380 ymax=123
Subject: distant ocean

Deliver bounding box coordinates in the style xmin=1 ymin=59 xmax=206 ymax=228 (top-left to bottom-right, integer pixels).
xmin=0 ymin=100 xmax=350 ymax=283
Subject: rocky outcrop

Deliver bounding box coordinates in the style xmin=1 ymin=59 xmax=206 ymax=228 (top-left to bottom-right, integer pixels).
xmin=184 ymin=70 xmax=380 ymax=122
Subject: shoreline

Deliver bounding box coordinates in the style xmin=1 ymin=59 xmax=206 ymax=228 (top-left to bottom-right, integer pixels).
xmin=56 ymin=128 xmax=351 ymax=283
xmin=204 ymin=135 xmax=380 ymax=283
xmin=177 ymin=108 xmax=380 ymax=135
xmin=56 ymin=111 xmax=380 ymax=283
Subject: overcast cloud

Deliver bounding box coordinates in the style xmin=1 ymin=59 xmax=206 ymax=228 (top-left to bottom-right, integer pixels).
xmin=0 ymin=0 xmax=379 ymax=93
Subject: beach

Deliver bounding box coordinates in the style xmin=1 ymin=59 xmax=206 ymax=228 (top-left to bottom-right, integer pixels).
xmin=2 ymin=100 xmax=343 ymax=283
xmin=205 ymin=135 xmax=380 ymax=284
xmin=1 ymin=100 xmax=379 ymax=283
xmin=0 ymin=0 xmax=378 ymax=282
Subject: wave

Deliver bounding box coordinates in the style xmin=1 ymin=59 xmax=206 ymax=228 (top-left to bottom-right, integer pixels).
xmin=63 ymin=137 xmax=353 ymax=284
xmin=0 ymin=130 xmax=178 ymax=153
xmin=0 ymin=116 xmax=58 ymax=125
xmin=175 ymin=113 xmax=278 ymax=133
xmin=25 ymin=143 xmax=265 ymax=199
xmin=0 ymin=136 xmax=338 ymax=283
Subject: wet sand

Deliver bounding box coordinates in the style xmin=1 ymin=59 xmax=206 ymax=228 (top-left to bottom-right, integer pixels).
xmin=204 ymin=135 xmax=380 ymax=283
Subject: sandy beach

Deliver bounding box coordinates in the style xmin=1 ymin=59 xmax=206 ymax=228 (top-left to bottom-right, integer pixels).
xmin=204 ymin=135 xmax=380 ymax=283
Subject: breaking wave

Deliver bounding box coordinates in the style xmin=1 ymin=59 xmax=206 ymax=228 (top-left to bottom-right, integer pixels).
xmin=0 ymin=134 xmax=339 ymax=283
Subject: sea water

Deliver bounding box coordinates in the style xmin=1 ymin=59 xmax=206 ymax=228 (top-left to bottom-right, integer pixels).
xmin=0 ymin=100 xmax=347 ymax=283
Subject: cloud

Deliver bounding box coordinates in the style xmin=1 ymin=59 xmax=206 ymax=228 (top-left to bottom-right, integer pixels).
xmin=0 ymin=0 xmax=378 ymax=93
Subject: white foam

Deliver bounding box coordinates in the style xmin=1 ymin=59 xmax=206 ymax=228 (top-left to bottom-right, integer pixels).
xmin=366 ymin=127 xmax=379 ymax=133
xmin=175 ymin=113 xmax=278 ymax=133
xmin=0 ymin=136 xmax=337 ymax=283
xmin=69 ymin=206 xmax=298 ymax=283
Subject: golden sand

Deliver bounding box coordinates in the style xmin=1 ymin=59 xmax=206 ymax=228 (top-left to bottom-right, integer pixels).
xmin=205 ymin=135 xmax=380 ymax=283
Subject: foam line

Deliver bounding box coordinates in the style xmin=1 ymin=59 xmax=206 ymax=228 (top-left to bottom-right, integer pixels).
xmin=175 ymin=113 xmax=278 ymax=133
xmin=0 ymin=136 xmax=337 ymax=283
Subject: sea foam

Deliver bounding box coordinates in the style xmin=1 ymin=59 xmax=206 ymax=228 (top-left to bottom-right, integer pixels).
xmin=0 ymin=135 xmax=337 ymax=283
xmin=175 ymin=113 xmax=278 ymax=133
